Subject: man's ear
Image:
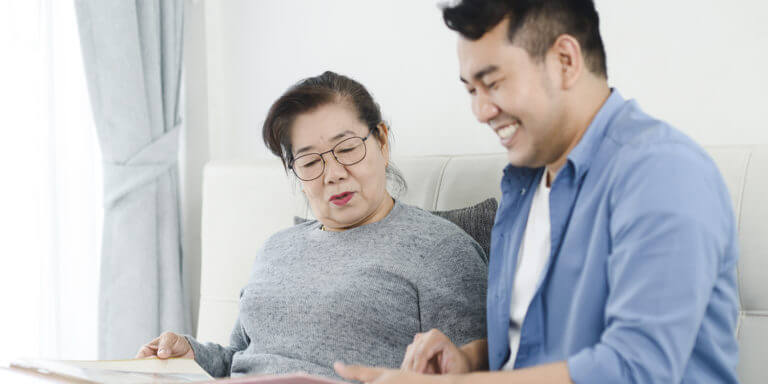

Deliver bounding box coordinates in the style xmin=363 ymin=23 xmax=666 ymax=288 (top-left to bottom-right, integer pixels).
xmin=548 ymin=34 xmax=584 ymax=89
xmin=377 ymin=122 xmax=390 ymax=165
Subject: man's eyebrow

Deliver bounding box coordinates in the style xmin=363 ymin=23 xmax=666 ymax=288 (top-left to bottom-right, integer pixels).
xmin=460 ymin=65 xmax=499 ymax=84
xmin=294 ymin=130 xmax=357 ymax=156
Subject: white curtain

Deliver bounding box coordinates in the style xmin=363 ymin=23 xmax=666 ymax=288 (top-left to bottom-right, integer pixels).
xmin=75 ymin=0 xmax=189 ymax=359
xmin=0 ymin=0 xmax=101 ymax=361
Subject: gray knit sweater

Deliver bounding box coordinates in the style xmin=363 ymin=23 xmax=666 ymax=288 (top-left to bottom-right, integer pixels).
xmin=185 ymin=201 xmax=488 ymax=380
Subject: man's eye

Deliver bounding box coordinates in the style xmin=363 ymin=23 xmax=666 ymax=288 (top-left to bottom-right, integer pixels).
xmin=467 ymin=88 xmax=477 ymax=95
xmin=301 ymin=160 xmax=319 ymax=168
xmin=488 ymin=81 xmax=499 ymax=90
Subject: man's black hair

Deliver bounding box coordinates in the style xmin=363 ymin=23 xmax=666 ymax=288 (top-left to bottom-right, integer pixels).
xmin=442 ymin=0 xmax=608 ymax=77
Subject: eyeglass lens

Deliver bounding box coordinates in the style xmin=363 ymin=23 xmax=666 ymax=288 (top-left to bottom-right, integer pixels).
xmin=293 ymin=136 xmax=367 ymax=180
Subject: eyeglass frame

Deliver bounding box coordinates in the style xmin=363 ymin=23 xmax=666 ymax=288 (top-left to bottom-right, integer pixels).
xmin=288 ymin=129 xmax=375 ymax=181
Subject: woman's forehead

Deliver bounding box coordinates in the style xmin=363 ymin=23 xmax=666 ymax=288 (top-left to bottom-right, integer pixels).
xmin=291 ymin=104 xmax=367 ymax=149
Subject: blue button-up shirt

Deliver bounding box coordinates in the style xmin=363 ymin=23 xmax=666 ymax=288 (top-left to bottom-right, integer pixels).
xmin=487 ymin=90 xmax=740 ymax=383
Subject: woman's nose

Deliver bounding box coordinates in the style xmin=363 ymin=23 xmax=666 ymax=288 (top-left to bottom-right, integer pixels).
xmin=323 ymin=153 xmax=348 ymax=184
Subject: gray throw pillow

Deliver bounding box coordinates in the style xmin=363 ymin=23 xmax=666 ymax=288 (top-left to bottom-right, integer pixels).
xmin=293 ymin=198 xmax=498 ymax=260
xmin=430 ymin=198 xmax=497 ymax=260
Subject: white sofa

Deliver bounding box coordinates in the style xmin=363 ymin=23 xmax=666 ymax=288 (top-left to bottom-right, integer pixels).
xmin=198 ymin=146 xmax=767 ymax=383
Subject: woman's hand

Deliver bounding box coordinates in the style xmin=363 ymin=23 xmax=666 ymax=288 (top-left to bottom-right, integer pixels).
xmin=400 ymin=329 xmax=473 ymax=374
xmin=135 ymin=331 xmax=195 ymax=359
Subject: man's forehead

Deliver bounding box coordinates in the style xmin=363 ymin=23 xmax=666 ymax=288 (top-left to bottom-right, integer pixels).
xmin=456 ymin=17 xmax=520 ymax=79
xmin=458 ymin=36 xmax=533 ymax=82
xmin=458 ymin=38 xmax=500 ymax=81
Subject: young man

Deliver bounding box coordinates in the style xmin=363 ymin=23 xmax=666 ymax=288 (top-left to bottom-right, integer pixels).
xmin=335 ymin=0 xmax=740 ymax=383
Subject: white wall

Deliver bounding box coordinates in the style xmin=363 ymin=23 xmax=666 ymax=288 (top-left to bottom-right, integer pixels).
xmin=598 ymin=1 xmax=768 ymax=147
xmin=202 ymin=0 xmax=498 ymax=162
xmin=183 ymin=0 xmax=768 ymax=332
xmin=200 ymin=0 xmax=768 ymax=163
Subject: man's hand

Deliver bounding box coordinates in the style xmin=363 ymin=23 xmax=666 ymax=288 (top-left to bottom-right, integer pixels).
xmin=401 ymin=329 xmax=484 ymax=374
xmin=336 ymin=361 xmax=573 ymax=384
xmin=334 ymin=362 xmax=447 ymax=384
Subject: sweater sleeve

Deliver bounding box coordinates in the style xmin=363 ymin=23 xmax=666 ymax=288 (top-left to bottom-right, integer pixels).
xmin=418 ymin=234 xmax=488 ymax=346
xmin=183 ymin=309 xmax=250 ymax=378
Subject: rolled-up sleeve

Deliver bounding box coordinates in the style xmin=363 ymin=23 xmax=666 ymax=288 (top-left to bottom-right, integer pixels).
xmin=567 ymin=145 xmax=735 ymax=383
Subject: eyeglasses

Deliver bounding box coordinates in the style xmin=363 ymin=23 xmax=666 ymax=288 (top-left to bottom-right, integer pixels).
xmin=289 ymin=130 xmax=373 ymax=181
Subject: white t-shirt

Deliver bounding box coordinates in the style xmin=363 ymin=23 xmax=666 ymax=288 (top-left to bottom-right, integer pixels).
xmin=502 ymin=173 xmax=552 ymax=370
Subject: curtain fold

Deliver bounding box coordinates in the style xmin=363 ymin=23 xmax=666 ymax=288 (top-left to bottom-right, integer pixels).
xmin=74 ymin=0 xmax=189 ymax=359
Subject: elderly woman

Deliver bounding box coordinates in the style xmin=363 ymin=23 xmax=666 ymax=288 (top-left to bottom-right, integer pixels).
xmin=137 ymin=71 xmax=487 ymax=380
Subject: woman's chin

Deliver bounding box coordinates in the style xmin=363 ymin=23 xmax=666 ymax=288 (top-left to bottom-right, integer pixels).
xmin=319 ymin=216 xmax=362 ymax=230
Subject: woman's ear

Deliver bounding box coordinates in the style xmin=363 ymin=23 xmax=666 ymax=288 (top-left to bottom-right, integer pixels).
xmin=377 ymin=122 xmax=390 ymax=165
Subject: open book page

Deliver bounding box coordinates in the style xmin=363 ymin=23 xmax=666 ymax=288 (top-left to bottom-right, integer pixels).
xmin=11 ymin=357 xmax=212 ymax=383
xmin=10 ymin=358 xmax=349 ymax=383
xmin=190 ymin=373 xmax=347 ymax=384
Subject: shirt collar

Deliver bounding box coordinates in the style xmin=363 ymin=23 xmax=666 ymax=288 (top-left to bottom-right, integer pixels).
xmin=566 ymin=89 xmax=626 ymax=180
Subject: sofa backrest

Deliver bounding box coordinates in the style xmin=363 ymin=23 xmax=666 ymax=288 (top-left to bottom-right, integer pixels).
xmin=199 ymin=146 xmax=767 ymax=383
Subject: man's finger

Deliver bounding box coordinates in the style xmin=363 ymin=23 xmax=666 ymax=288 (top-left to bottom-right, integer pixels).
xmin=425 ymin=358 xmax=439 ymax=375
xmin=413 ymin=339 xmax=447 ymax=373
xmin=400 ymin=344 xmax=415 ymax=370
xmin=430 ymin=351 xmax=444 ymax=374
xmin=334 ymin=362 xmax=386 ymax=382
xmin=411 ymin=329 xmax=448 ymax=371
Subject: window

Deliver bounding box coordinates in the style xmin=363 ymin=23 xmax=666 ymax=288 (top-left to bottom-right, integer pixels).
xmin=0 ymin=0 xmax=101 ymax=360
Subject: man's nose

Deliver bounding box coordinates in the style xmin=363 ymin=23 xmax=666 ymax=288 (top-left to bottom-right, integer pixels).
xmin=472 ymin=92 xmax=500 ymax=124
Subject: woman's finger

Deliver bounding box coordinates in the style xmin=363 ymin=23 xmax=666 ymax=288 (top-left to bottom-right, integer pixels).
xmin=146 ymin=336 xmax=161 ymax=347
xmin=171 ymin=334 xmax=191 ymax=357
xmin=157 ymin=333 xmax=178 ymax=358
xmin=135 ymin=336 xmax=161 ymax=358
xmin=135 ymin=345 xmax=156 ymax=358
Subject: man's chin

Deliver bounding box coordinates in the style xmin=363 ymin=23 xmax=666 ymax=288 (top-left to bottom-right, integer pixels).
xmin=505 ymin=149 xmax=535 ymax=168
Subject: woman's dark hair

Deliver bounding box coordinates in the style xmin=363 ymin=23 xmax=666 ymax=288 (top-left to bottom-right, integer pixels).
xmin=442 ymin=0 xmax=608 ymax=78
xmin=262 ymin=71 xmax=406 ymax=196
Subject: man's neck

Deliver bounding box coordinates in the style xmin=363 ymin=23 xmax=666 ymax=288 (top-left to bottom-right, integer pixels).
xmin=545 ymin=82 xmax=611 ymax=186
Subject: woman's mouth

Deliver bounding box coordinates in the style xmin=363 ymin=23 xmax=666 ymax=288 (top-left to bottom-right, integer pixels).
xmin=329 ymin=191 xmax=355 ymax=206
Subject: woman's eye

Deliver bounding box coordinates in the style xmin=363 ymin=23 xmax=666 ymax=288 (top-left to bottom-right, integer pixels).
xmin=467 ymin=88 xmax=477 ymax=95
xmin=301 ymin=160 xmax=319 ymax=168
xmin=488 ymin=81 xmax=499 ymax=90
xmin=337 ymin=147 xmax=355 ymax=154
